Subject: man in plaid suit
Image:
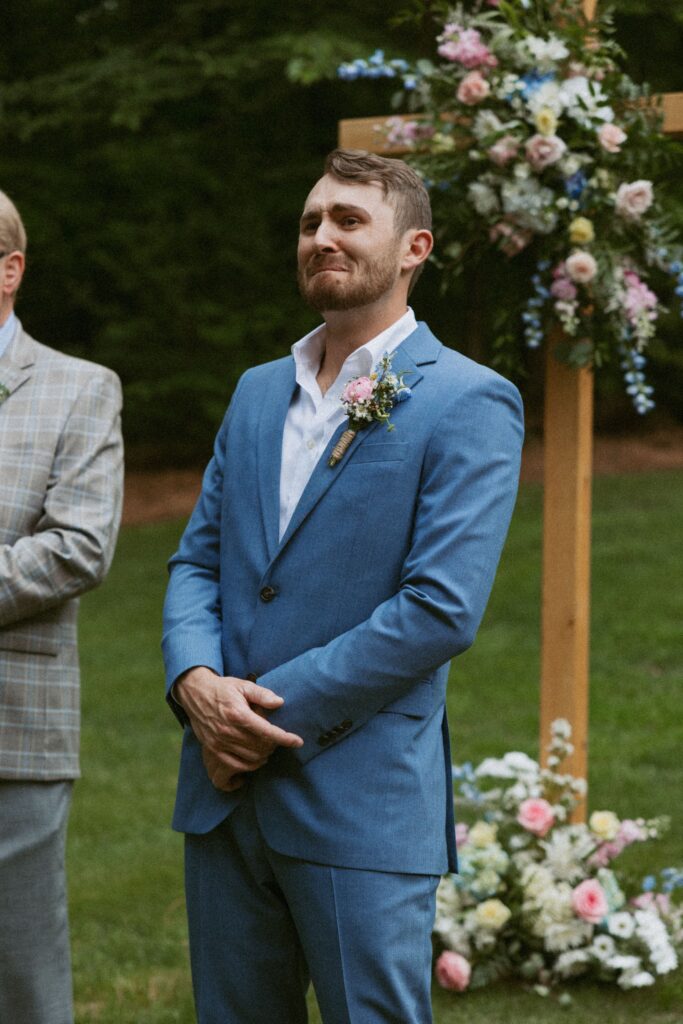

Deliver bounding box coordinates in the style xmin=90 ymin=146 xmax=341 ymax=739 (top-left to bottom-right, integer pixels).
xmin=0 ymin=190 xmax=123 ymax=1024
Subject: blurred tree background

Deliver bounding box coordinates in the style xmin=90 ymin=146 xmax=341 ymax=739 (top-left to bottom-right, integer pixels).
xmin=1 ymin=0 xmax=681 ymax=465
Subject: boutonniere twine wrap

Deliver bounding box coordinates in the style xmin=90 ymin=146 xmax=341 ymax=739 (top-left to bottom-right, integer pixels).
xmin=328 ymin=352 xmax=411 ymax=467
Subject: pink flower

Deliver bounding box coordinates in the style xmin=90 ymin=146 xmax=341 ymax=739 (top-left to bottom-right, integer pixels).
xmin=386 ymin=117 xmax=434 ymax=147
xmin=438 ymin=28 xmax=497 ymax=69
xmin=457 ymin=71 xmax=491 ymax=106
xmin=598 ymin=123 xmax=627 ymax=154
xmin=435 ymin=951 xmax=472 ymax=992
xmin=618 ymin=819 xmax=647 ymax=845
xmin=517 ymin=798 xmax=555 ymax=837
xmin=488 ymin=135 xmax=519 ymax=167
xmin=632 ymin=892 xmax=671 ymax=915
xmin=572 ymin=879 xmax=609 ymax=924
xmin=342 ymin=376 xmax=375 ymax=404
xmin=551 ymin=276 xmax=578 ymax=301
xmin=525 ymin=133 xmax=567 ymax=171
xmin=455 ymin=823 xmax=470 ymax=849
xmin=566 ymin=250 xmax=598 ymax=284
xmin=615 ymin=180 xmax=654 ymax=220
xmin=623 ymin=270 xmax=657 ymax=324
xmin=489 ymin=221 xmax=533 ymax=257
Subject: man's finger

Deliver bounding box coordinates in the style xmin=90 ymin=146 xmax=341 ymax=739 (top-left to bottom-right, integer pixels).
xmin=240 ymin=706 xmax=304 ymax=748
xmin=243 ymin=681 xmax=285 ymax=710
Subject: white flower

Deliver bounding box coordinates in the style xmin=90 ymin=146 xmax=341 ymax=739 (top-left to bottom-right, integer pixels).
xmin=555 ymin=949 xmax=590 ymax=978
xmin=607 ymin=912 xmax=635 ymax=939
xmin=607 ymin=954 xmax=641 ymax=971
xmin=526 ymin=80 xmax=564 ymax=117
xmin=519 ymin=34 xmax=569 ymax=70
xmin=501 ymin=178 xmax=557 ymax=234
xmin=559 ymin=76 xmax=614 ymax=126
xmin=544 ymin=919 xmax=593 ymax=953
xmin=468 ymin=182 xmax=499 ymax=217
xmin=472 ymin=110 xmax=504 ymax=140
xmin=475 ymin=757 xmax=514 ymax=779
xmin=503 ymin=751 xmax=539 ymax=775
xmin=619 ymin=969 xmax=655 ymax=989
xmin=551 ymin=719 xmax=572 ymax=739
xmin=590 ymin=934 xmax=616 ymax=960
xmin=540 ymin=828 xmax=593 ymax=882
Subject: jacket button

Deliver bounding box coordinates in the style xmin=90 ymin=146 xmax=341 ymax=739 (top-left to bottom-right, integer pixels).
xmin=341 ymin=720 xmax=352 ymax=730
xmin=317 ymin=733 xmax=332 ymax=747
xmin=259 ymin=585 xmax=277 ymax=603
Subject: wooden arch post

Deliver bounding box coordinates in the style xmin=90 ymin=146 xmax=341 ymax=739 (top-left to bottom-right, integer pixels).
xmin=338 ymin=0 xmax=683 ymax=813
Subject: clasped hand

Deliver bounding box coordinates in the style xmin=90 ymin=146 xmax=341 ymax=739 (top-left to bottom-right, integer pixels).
xmin=175 ymin=667 xmax=303 ymax=792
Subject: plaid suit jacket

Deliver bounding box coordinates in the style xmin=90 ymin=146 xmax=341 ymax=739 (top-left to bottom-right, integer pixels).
xmin=0 ymin=322 xmax=123 ymax=780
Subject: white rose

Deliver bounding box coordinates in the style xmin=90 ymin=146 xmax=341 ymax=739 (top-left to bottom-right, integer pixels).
xmin=615 ymin=180 xmax=654 ymax=220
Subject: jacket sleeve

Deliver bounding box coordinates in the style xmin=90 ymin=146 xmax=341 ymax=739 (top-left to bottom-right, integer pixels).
xmin=259 ymin=374 xmax=524 ymax=764
xmin=0 ymin=369 xmax=123 ymax=627
xmin=161 ymin=376 xmax=246 ymax=724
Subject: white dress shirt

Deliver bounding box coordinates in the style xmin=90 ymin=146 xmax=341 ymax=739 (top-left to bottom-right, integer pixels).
xmin=279 ymin=308 xmax=418 ymax=540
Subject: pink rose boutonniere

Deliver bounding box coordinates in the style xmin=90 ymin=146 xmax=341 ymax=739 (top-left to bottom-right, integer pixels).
xmin=329 ymin=351 xmax=411 ymax=467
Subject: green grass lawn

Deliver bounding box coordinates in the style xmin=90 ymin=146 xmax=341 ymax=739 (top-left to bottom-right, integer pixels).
xmin=70 ymin=470 xmax=683 ymax=1023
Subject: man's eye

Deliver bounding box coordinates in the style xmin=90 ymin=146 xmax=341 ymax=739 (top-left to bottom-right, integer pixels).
xmin=342 ymin=217 xmax=360 ymax=227
xmin=301 ymin=222 xmax=319 ymax=233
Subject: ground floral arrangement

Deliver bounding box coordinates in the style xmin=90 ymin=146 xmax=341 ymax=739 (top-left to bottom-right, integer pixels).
xmin=338 ymin=0 xmax=683 ymax=412
xmin=432 ymin=720 xmax=683 ymax=1000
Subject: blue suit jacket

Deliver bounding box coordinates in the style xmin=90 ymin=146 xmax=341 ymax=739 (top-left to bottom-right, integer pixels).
xmin=162 ymin=323 xmax=523 ymax=875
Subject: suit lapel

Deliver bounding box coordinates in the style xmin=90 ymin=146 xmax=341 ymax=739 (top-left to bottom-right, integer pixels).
xmin=0 ymin=325 xmax=36 ymax=402
xmin=274 ymin=322 xmax=441 ymax=557
xmin=256 ymin=358 xmax=298 ymax=560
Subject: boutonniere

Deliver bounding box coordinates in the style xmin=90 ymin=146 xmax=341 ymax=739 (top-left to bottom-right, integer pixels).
xmin=328 ymin=352 xmax=411 ymax=467
xmin=0 ymin=383 xmax=9 ymax=405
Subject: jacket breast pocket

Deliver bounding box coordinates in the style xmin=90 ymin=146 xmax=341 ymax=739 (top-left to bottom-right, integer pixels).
xmin=377 ymin=680 xmax=434 ymax=718
xmin=351 ymin=442 xmax=409 ymax=465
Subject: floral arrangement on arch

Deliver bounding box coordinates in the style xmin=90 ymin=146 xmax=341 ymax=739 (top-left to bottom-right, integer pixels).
xmin=338 ymin=0 xmax=683 ymax=412
xmin=432 ymin=719 xmax=683 ymax=999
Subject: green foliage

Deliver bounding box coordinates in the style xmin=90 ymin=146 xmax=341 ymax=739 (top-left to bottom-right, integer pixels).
xmin=1 ymin=1 xmax=682 ymax=462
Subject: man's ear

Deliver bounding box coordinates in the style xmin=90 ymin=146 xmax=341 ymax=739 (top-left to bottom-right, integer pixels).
xmin=1 ymin=251 xmax=26 ymax=298
xmin=400 ymin=229 xmax=433 ymax=274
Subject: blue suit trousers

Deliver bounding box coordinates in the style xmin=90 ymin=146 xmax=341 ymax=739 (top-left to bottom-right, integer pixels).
xmin=185 ymin=798 xmax=439 ymax=1024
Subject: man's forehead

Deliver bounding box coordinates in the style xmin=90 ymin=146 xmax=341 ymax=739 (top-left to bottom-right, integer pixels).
xmin=302 ymin=175 xmax=390 ymax=215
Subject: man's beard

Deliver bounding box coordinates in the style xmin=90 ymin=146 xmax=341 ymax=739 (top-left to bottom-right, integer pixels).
xmin=297 ymin=243 xmax=401 ymax=312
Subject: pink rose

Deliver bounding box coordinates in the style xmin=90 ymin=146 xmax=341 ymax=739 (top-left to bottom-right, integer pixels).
xmin=455 ymin=823 xmax=470 ymax=849
xmin=488 ymin=135 xmax=519 ymax=167
xmin=598 ymin=123 xmax=627 ymax=154
xmin=566 ymin=250 xmax=598 ymax=284
xmin=517 ymin=797 xmax=555 ymax=837
xmin=571 ymin=879 xmax=609 ymax=924
xmin=342 ymin=376 xmax=375 ymax=404
xmin=457 ymin=71 xmax=491 ymax=106
xmin=615 ymin=180 xmax=654 ymax=220
xmin=551 ymin=276 xmax=578 ymax=301
xmin=489 ymin=221 xmax=532 ymax=257
xmin=435 ymin=951 xmax=471 ymax=992
xmin=525 ymin=133 xmax=567 ymax=171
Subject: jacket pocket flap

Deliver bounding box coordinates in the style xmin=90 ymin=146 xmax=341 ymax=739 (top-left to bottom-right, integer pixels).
xmin=352 ymin=442 xmax=409 ymax=464
xmin=0 ymin=626 xmax=60 ymax=657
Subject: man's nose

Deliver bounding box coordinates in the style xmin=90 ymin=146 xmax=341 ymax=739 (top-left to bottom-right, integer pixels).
xmin=313 ymin=220 xmax=339 ymax=251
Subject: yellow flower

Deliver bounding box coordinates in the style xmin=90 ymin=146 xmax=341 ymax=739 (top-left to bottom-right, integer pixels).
xmin=474 ymin=898 xmax=511 ymax=931
xmin=432 ymin=132 xmax=456 ymax=153
xmin=589 ymin=810 xmax=620 ymax=841
xmin=535 ymin=107 xmax=558 ymax=136
xmin=469 ymin=821 xmax=498 ymax=848
xmin=569 ymin=217 xmax=595 ymax=245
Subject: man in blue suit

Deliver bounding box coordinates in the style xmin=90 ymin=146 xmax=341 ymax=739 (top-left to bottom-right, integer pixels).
xmin=162 ymin=148 xmax=524 ymax=1023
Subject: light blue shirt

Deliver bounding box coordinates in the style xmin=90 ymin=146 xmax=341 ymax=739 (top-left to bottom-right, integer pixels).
xmin=0 ymin=311 xmax=17 ymax=360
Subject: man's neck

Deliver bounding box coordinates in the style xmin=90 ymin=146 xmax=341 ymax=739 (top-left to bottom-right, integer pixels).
xmin=317 ymin=299 xmax=409 ymax=395
xmin=0 ymin=301 xmax=14 ymax=328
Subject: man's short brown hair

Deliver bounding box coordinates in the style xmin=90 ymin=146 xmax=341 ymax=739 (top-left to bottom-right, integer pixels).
xmin=324 ymin=149 xmax=432 ymax=290
xmin=324 ymin=148 xmax=432 ymax=235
